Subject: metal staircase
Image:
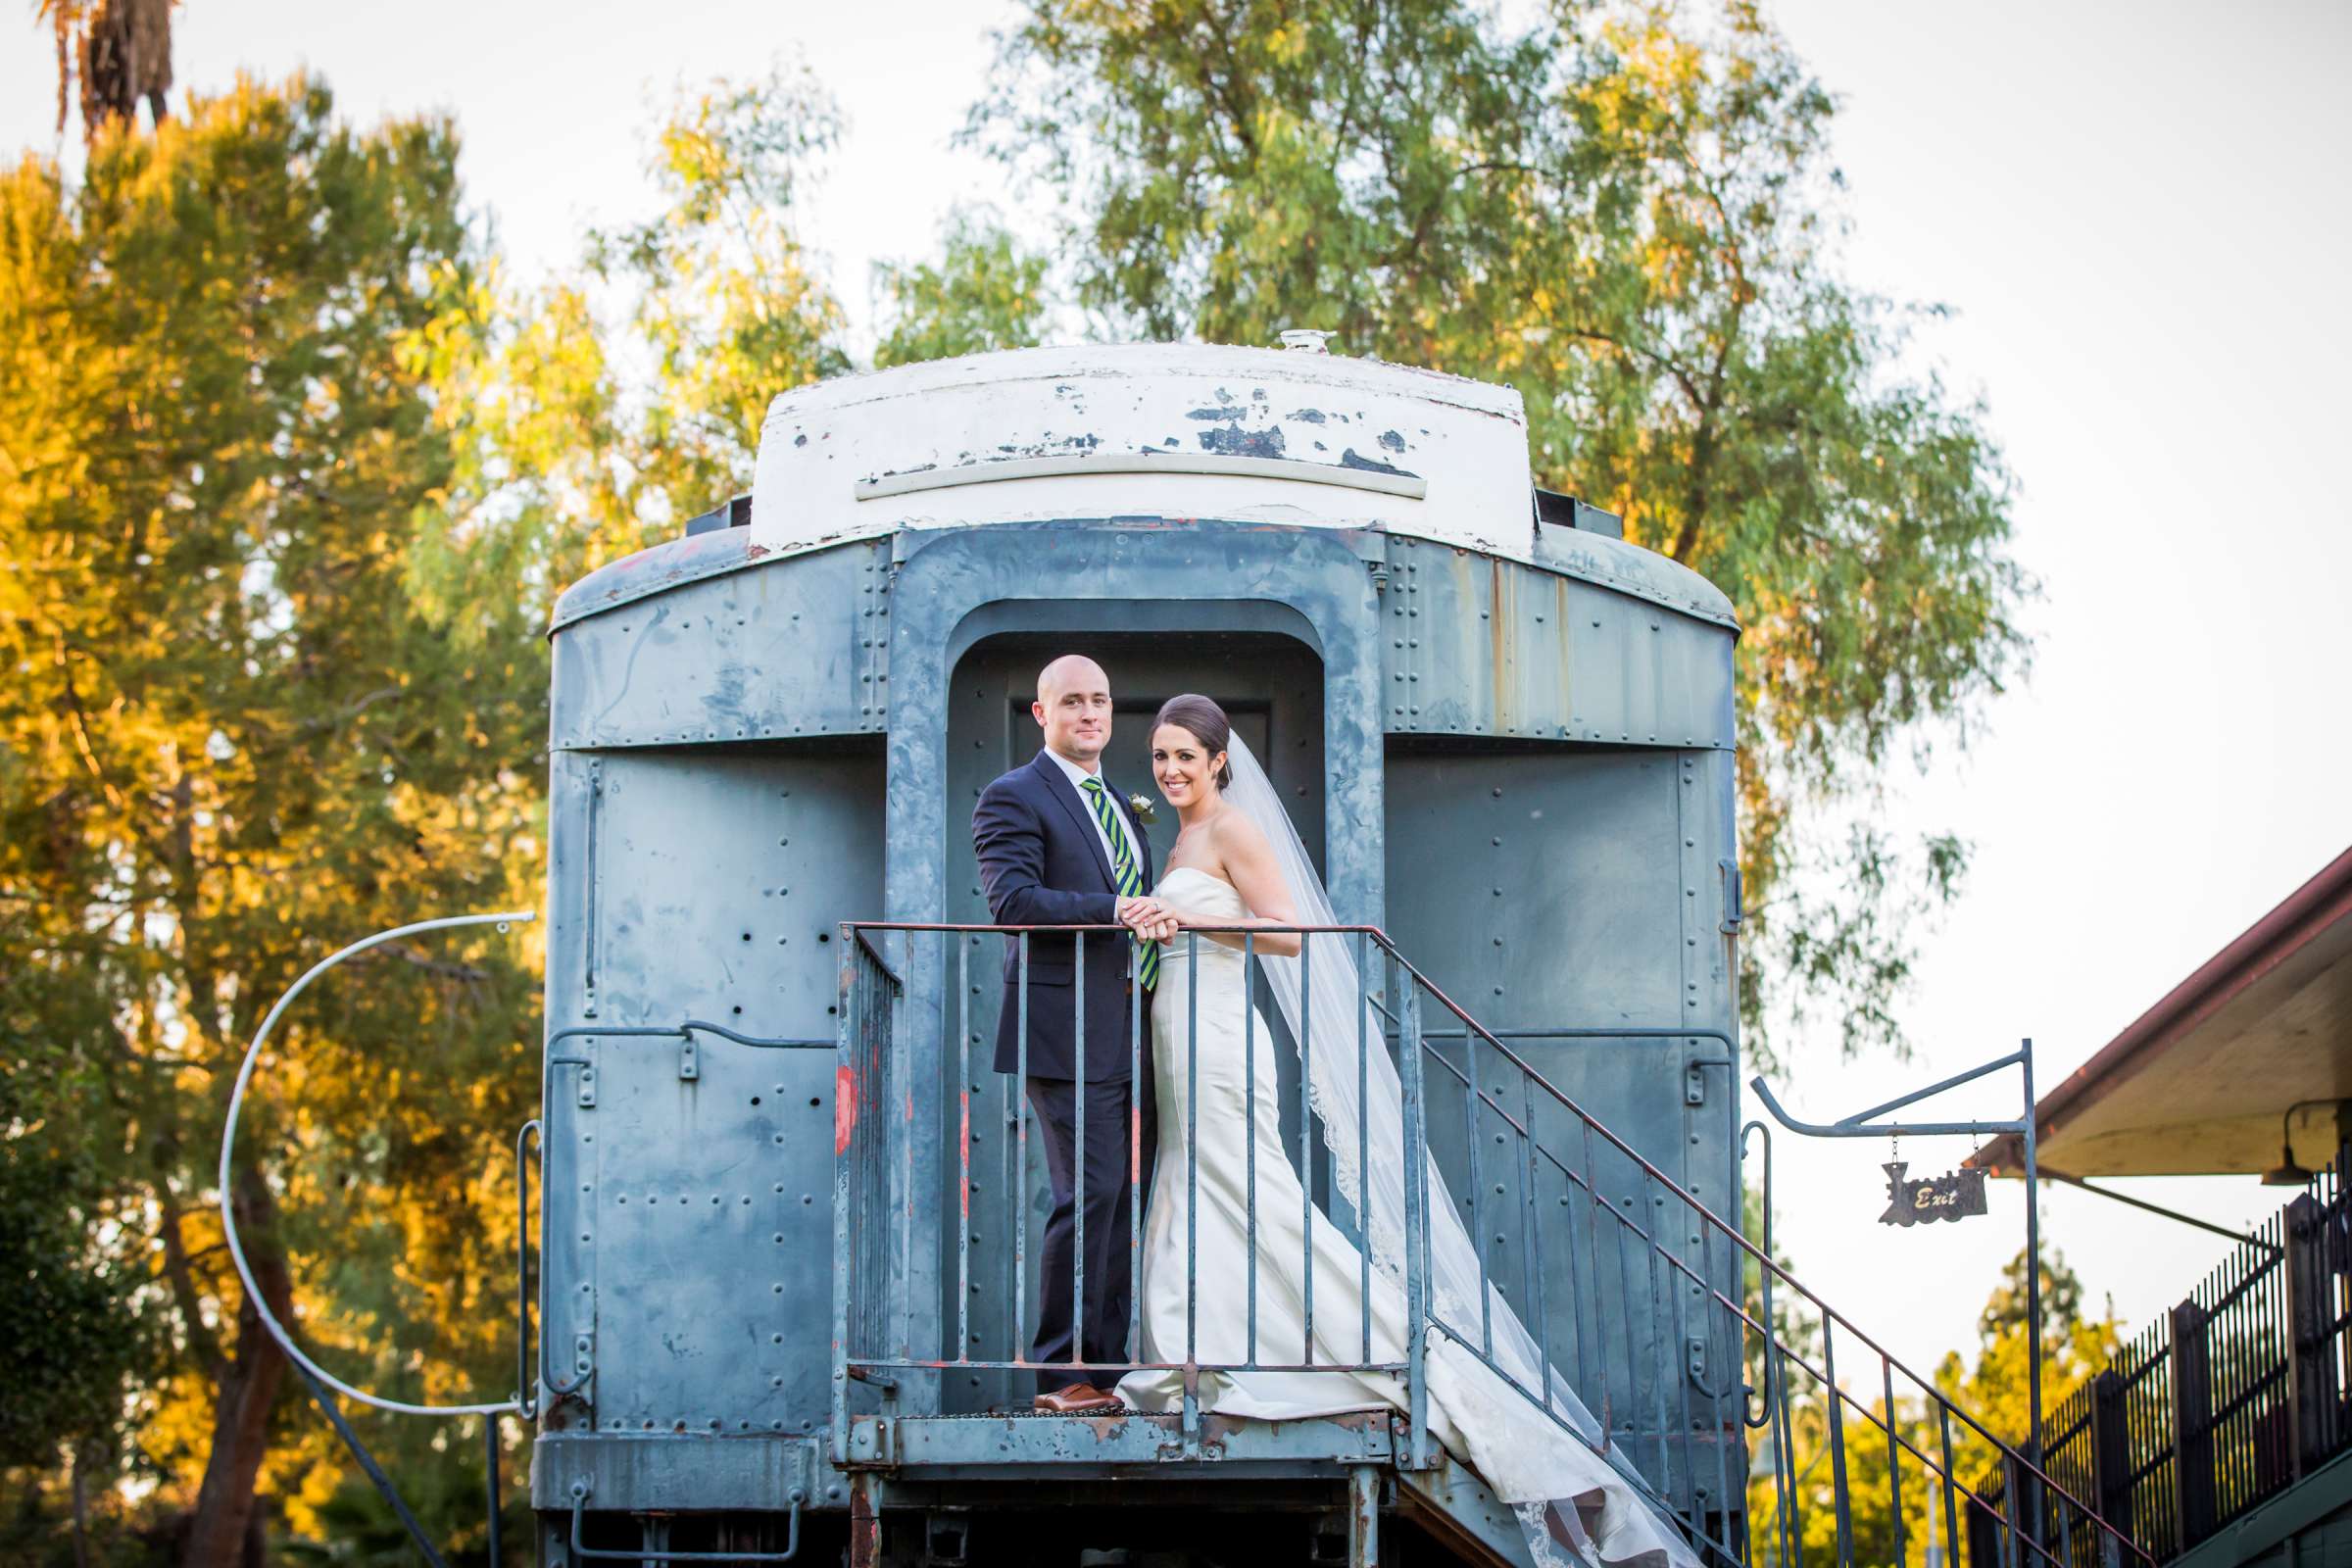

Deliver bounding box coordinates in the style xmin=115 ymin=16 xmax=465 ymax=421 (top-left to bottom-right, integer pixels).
xmin=833 ymin=920 xmax=2158 ymax=1568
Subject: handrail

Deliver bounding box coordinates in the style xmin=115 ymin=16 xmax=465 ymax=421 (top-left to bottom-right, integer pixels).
xmin=1387 ymin=939 xmax=2154 ymax=1568
xmin=218 ymin=910 xmax=537 ymax=1419
xmin=514 ymin=1118 xmax=540 ymax=1419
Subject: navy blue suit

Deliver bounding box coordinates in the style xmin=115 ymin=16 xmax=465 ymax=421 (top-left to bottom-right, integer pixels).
xmin=972 ymin=750 xmax=1159 ymax=1392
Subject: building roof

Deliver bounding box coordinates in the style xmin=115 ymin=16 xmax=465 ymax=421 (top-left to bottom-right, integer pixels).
xmin=1971 ymin=847 xmax=2352 ymax=1178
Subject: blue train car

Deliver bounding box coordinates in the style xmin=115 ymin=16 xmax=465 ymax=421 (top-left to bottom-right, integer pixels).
xmin=526 ymin=342 xmax=1747 ymax=1566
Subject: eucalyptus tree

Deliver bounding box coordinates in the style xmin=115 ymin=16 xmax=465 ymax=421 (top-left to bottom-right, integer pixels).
xmin=411 ymin=63 xmax=853 ymax=629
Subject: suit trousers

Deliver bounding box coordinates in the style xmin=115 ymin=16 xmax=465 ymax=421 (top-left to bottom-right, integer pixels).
xmin=1024 ymin=1048 xmax=1158 ymax=1394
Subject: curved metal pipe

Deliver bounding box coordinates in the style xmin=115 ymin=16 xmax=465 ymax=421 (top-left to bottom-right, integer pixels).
xmin=217 ymin=909 xmax=537 ymax=1419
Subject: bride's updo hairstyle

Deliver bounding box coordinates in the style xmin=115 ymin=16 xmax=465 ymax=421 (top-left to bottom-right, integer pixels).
xmin=1152 ymin=694 xmax=1234 ymax=790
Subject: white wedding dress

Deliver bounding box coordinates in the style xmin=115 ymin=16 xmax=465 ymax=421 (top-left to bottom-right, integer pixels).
xmin=1116 ymin=867 xmax=1693 ymax=1568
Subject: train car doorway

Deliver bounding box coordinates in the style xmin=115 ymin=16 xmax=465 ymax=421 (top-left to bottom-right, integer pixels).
xmin=940 ymin=630 xmax=1326 ymax=1414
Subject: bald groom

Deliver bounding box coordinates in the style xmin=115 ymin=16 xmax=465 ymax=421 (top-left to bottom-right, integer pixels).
xmin=971 ymin=656 xmax=1174 ymax=1414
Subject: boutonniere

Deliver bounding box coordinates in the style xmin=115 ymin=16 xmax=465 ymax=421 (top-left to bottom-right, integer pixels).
xmin=1126 ymin=792 xmax=1156 ymax=823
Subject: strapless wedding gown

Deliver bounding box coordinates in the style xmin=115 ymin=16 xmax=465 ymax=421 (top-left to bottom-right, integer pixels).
xmin=1115 ymin=867 xmax=1688 ymax=1568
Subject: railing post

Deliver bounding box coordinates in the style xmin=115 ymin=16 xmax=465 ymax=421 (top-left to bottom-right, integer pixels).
xmin=1395 ymin=952 xmax=1433 ymax=1472
xmin=2169 ymin=1298 xmax=2215 ymax=1551
xmin=1965 ymin=1470 xmax=2002 ymax=1568
xmin=2284 ymin=1193 xmax=2335 ymax=1480
xmin=2088 ymin=1368 xmax=2131 ymax=1545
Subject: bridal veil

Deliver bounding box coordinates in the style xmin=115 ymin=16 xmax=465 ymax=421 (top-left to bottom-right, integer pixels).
xmin=1221 ymin=733 xmax=1700 ymax=1568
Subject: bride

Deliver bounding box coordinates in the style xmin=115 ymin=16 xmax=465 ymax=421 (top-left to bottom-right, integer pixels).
xmin=1113 ymin=695 xmax=1696 ymax=1568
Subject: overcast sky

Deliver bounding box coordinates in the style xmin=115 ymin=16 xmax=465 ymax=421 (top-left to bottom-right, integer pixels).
xmin=8 ymin=1 xmax=2349 ymax=1380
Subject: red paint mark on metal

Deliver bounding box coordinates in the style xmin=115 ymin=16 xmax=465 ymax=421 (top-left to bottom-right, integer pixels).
xmin=834 ymin=1065 xmax=858 ymax=1154
xmin=1131 ymin=1108 xmax=1142 ymax=1182
xmin=959 ymin=1092 xmax=971 ymax=1218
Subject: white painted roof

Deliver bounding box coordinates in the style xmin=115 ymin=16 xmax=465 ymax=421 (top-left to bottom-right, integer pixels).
xmin=749 ymin=342 xmax=1540 ymax=560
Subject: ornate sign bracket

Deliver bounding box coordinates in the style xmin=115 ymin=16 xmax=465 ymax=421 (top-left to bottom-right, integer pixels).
xmin=1747 ymin=1041 xmax=2049 ymax=1495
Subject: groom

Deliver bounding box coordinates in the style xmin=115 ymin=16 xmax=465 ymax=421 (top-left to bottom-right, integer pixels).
xmin=972 ymin=654 xmax=1176 ymax=1414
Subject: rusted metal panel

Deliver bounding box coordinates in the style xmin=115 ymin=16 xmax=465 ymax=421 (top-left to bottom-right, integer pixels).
xmin=547 ymin=537 xmax=890 ymax=751
xmin=528 ymin=1432 xmax=824 ymax=1512
xmin=538 ymin=747 xmax=881 ymax=1443
xmin=1393 ymin=533 xmax=1736 ymax=748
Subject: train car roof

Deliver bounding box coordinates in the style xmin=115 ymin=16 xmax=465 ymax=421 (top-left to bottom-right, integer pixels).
xmin=548 ymin=343 xmax=1737 ymax=633
xmin=754 ymin=342 xmax=1549 ymax=564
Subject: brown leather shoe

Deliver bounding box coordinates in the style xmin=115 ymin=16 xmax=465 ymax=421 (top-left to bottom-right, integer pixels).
xmin=1033 ymin=1384 xmax=1122 ymax=1414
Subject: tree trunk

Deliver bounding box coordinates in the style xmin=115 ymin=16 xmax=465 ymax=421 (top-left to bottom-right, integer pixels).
xmin=69 ymin=1444 xmax=91 ymax=1568
xmin=179 ymin=1171 xmax=292 ymax=1568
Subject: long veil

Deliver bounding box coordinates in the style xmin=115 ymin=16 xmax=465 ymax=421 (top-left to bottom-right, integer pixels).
xmin=1223 ymin=733 xmax=1698 ymax=1568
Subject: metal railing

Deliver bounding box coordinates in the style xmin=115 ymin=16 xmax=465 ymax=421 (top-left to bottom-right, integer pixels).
xmin=1975 ymin=1145 xmax=2352 ymax=1566
xmin=834 ymin=921 xmax=2153 ymax=1568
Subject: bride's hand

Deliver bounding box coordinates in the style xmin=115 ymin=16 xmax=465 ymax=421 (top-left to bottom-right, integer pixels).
xmin=1121 ymin=899 xmax=1181 ymax=944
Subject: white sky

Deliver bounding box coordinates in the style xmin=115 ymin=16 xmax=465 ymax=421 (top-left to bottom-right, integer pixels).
xmin=8 ymin=1 xmax=2349 ymax=1385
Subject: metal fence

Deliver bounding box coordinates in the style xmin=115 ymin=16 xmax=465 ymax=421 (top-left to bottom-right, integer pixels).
xmin=1973 ymin=1146 xmax=2352 ymax=1566
xmin=835 ymin=921 xmax=2151 ymax=1568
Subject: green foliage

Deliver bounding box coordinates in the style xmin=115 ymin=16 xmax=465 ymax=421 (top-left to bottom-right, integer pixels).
xmin=874 ymin=209 xmax=1054 ymax=368
xmin=0 ymin=1129 xmax=147 ymax=1470
xmin=0 ymin=74 xmax=540 ymax=1556
xmin=971 ymin=0 xmax=2034 ymax=1065
xmin=409 ymin=63 xmax=852 ymax=628
xmin=588 ymin=62 xmax=852 ymax=519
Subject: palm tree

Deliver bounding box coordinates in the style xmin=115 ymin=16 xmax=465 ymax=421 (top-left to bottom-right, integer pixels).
xmin=41 ymin=0 xmax=175 ymax=139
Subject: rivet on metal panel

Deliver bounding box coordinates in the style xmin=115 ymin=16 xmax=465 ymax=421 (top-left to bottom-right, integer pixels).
xmin=680 ymin=1039 xmax=699 ymax=1080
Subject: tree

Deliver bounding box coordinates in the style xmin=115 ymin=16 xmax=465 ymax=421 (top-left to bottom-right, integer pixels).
xmin=1747 ymin=1247 xmax=2118 ymax=1567
xmin=0 ymin=1111 xmax=150 ymax=1566
xmin=39 ymin=0 xmax=174 ymax=140
xmin=0 ymin=75 xmax=542 ymax=1562
xmin=873 ymin=210 xmax=1055 ymax=368
xmin=410 ymin=63 xmax=851 ymax=625
xmin=970 ymin=0 xmax=2032 ymax=1066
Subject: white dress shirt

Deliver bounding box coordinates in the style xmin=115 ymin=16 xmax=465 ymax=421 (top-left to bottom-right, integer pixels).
xmin=1043 ymin=747 xmax=1143 ymax=885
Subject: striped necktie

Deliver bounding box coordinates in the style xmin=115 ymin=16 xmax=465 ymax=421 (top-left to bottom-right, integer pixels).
xmin=1080 ymin=777 xmax=1158 ymax=990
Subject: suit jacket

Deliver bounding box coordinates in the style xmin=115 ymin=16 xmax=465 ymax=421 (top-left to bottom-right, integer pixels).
xmin=972 ymin=751 xmax=1156 ymax=1079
